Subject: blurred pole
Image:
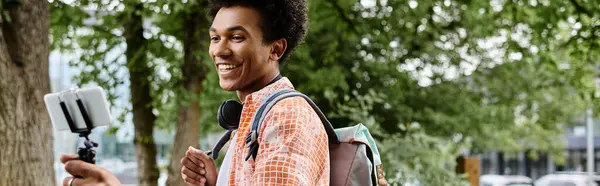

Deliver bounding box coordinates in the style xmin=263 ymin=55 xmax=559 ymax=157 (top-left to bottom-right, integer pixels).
xmin=587 ymin=107 xmax=594 ymax=185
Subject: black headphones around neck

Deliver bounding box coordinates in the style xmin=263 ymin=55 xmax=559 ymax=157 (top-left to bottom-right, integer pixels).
xmin=217 ymin=100 xmax=243 ymax=130
xmin=208 ymin=74 xmax=283 ymax=159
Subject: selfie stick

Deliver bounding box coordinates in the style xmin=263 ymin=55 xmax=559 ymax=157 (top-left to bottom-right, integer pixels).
xmin=59 ymin=89 xmax=98 ymax=164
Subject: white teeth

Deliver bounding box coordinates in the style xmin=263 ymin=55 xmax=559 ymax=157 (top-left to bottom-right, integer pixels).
xmin=218 ymin=64 xmax=239 ymax=71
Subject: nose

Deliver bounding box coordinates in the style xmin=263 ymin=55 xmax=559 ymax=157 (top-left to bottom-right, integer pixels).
xmin=211 ymin=40 xmax=233 ymax=59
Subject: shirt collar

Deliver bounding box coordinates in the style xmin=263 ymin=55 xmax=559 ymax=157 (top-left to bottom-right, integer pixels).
xmin=242 ymin=77 xmax=295 ymax=107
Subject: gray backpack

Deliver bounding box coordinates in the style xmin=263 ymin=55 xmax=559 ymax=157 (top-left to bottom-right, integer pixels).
xmin=244 ymin=89 xmax=388 ymax=186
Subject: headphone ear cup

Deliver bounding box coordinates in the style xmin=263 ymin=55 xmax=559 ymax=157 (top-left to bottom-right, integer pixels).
xmin=217 ymin=100 xmax=243 ymax=130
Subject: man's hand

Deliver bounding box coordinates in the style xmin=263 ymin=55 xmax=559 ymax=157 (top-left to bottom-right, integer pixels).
xmin=180 ymin=147 xmax=218 ymax=186
xmin=60 ymin=155 xmax=121 ymax=186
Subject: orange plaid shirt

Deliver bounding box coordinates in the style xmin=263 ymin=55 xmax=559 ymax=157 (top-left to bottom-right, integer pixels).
xmin=227 ymin=77 xmax=330 ymax=186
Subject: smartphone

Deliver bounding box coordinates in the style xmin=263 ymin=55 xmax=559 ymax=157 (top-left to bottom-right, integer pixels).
xmin=44 ymin=86 xmax=112 ymax=132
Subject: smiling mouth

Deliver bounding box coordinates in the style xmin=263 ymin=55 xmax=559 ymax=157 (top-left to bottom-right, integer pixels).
xmin=217 ymin=64 xmax=241 ymax=72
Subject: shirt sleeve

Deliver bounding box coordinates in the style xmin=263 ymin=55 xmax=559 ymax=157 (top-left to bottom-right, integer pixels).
xmin=251 ymin=97 xmax=330 ymax=186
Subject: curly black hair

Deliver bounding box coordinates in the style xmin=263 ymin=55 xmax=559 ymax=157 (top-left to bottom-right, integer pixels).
xmin=208 ymin=0 xmax=308 ymax=65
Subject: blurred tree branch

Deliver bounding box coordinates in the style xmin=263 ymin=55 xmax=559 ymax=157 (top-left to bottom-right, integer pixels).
xmin=1 ymin=0 xmax=21 ymax=9
xmin=568 ymin=0 xmax=592 ymax=17
xmin=325 ymin=0 xmax=359 ymax=35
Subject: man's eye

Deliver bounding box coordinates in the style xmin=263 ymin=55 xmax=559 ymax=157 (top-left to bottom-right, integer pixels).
xmin=210 ymin=36 xmax=220 ymax=42
xmin=232 ymin=36 xmax=245 ymax=41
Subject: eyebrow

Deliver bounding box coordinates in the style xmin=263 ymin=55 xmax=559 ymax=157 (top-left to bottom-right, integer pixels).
xmin=209 ymin=25 xmax=250 ymax=35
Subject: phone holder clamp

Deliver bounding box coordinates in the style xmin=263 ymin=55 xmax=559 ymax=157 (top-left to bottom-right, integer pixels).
xmin=59 ymin=88 xmax=98 ymax=164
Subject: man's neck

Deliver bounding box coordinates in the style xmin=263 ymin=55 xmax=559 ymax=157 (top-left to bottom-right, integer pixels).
xmin=237 ymin=72 xmax=281 ymax=102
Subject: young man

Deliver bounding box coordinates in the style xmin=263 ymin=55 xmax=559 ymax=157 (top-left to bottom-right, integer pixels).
xmin=181 ymin=0 xmax=330 ymax=185
xmin=59 ymin=0 xmax=329 ymax=185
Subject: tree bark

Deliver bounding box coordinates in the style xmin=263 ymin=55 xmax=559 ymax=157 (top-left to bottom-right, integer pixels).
xmin=124 ymin=3 xmax=159 ymax=186
xmin=0 ymin=0 xmax=54 ymax=185
xmin=166 ymin=2 xmax=209 ymax=185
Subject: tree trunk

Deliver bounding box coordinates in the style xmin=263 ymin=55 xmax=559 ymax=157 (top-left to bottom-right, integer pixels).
xmin=0 ymin=0 xmax=54 ymax=185
xmin=124 ymin=3 xmax=159 ymax=186
xmin=166 ymin=3 xmax=209 ymax=185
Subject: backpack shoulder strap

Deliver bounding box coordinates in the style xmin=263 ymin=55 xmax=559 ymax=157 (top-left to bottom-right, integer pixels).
xmin=244 ymin=89 xmax=339 ymax=161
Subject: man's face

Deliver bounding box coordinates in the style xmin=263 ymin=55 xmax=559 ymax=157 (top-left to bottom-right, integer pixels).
xmin=209 ymin=6 xmax=279 ymax=91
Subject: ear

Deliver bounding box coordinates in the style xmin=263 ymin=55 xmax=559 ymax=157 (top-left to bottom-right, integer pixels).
xmin=269 ymin=39 xmax=287 ymax=62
